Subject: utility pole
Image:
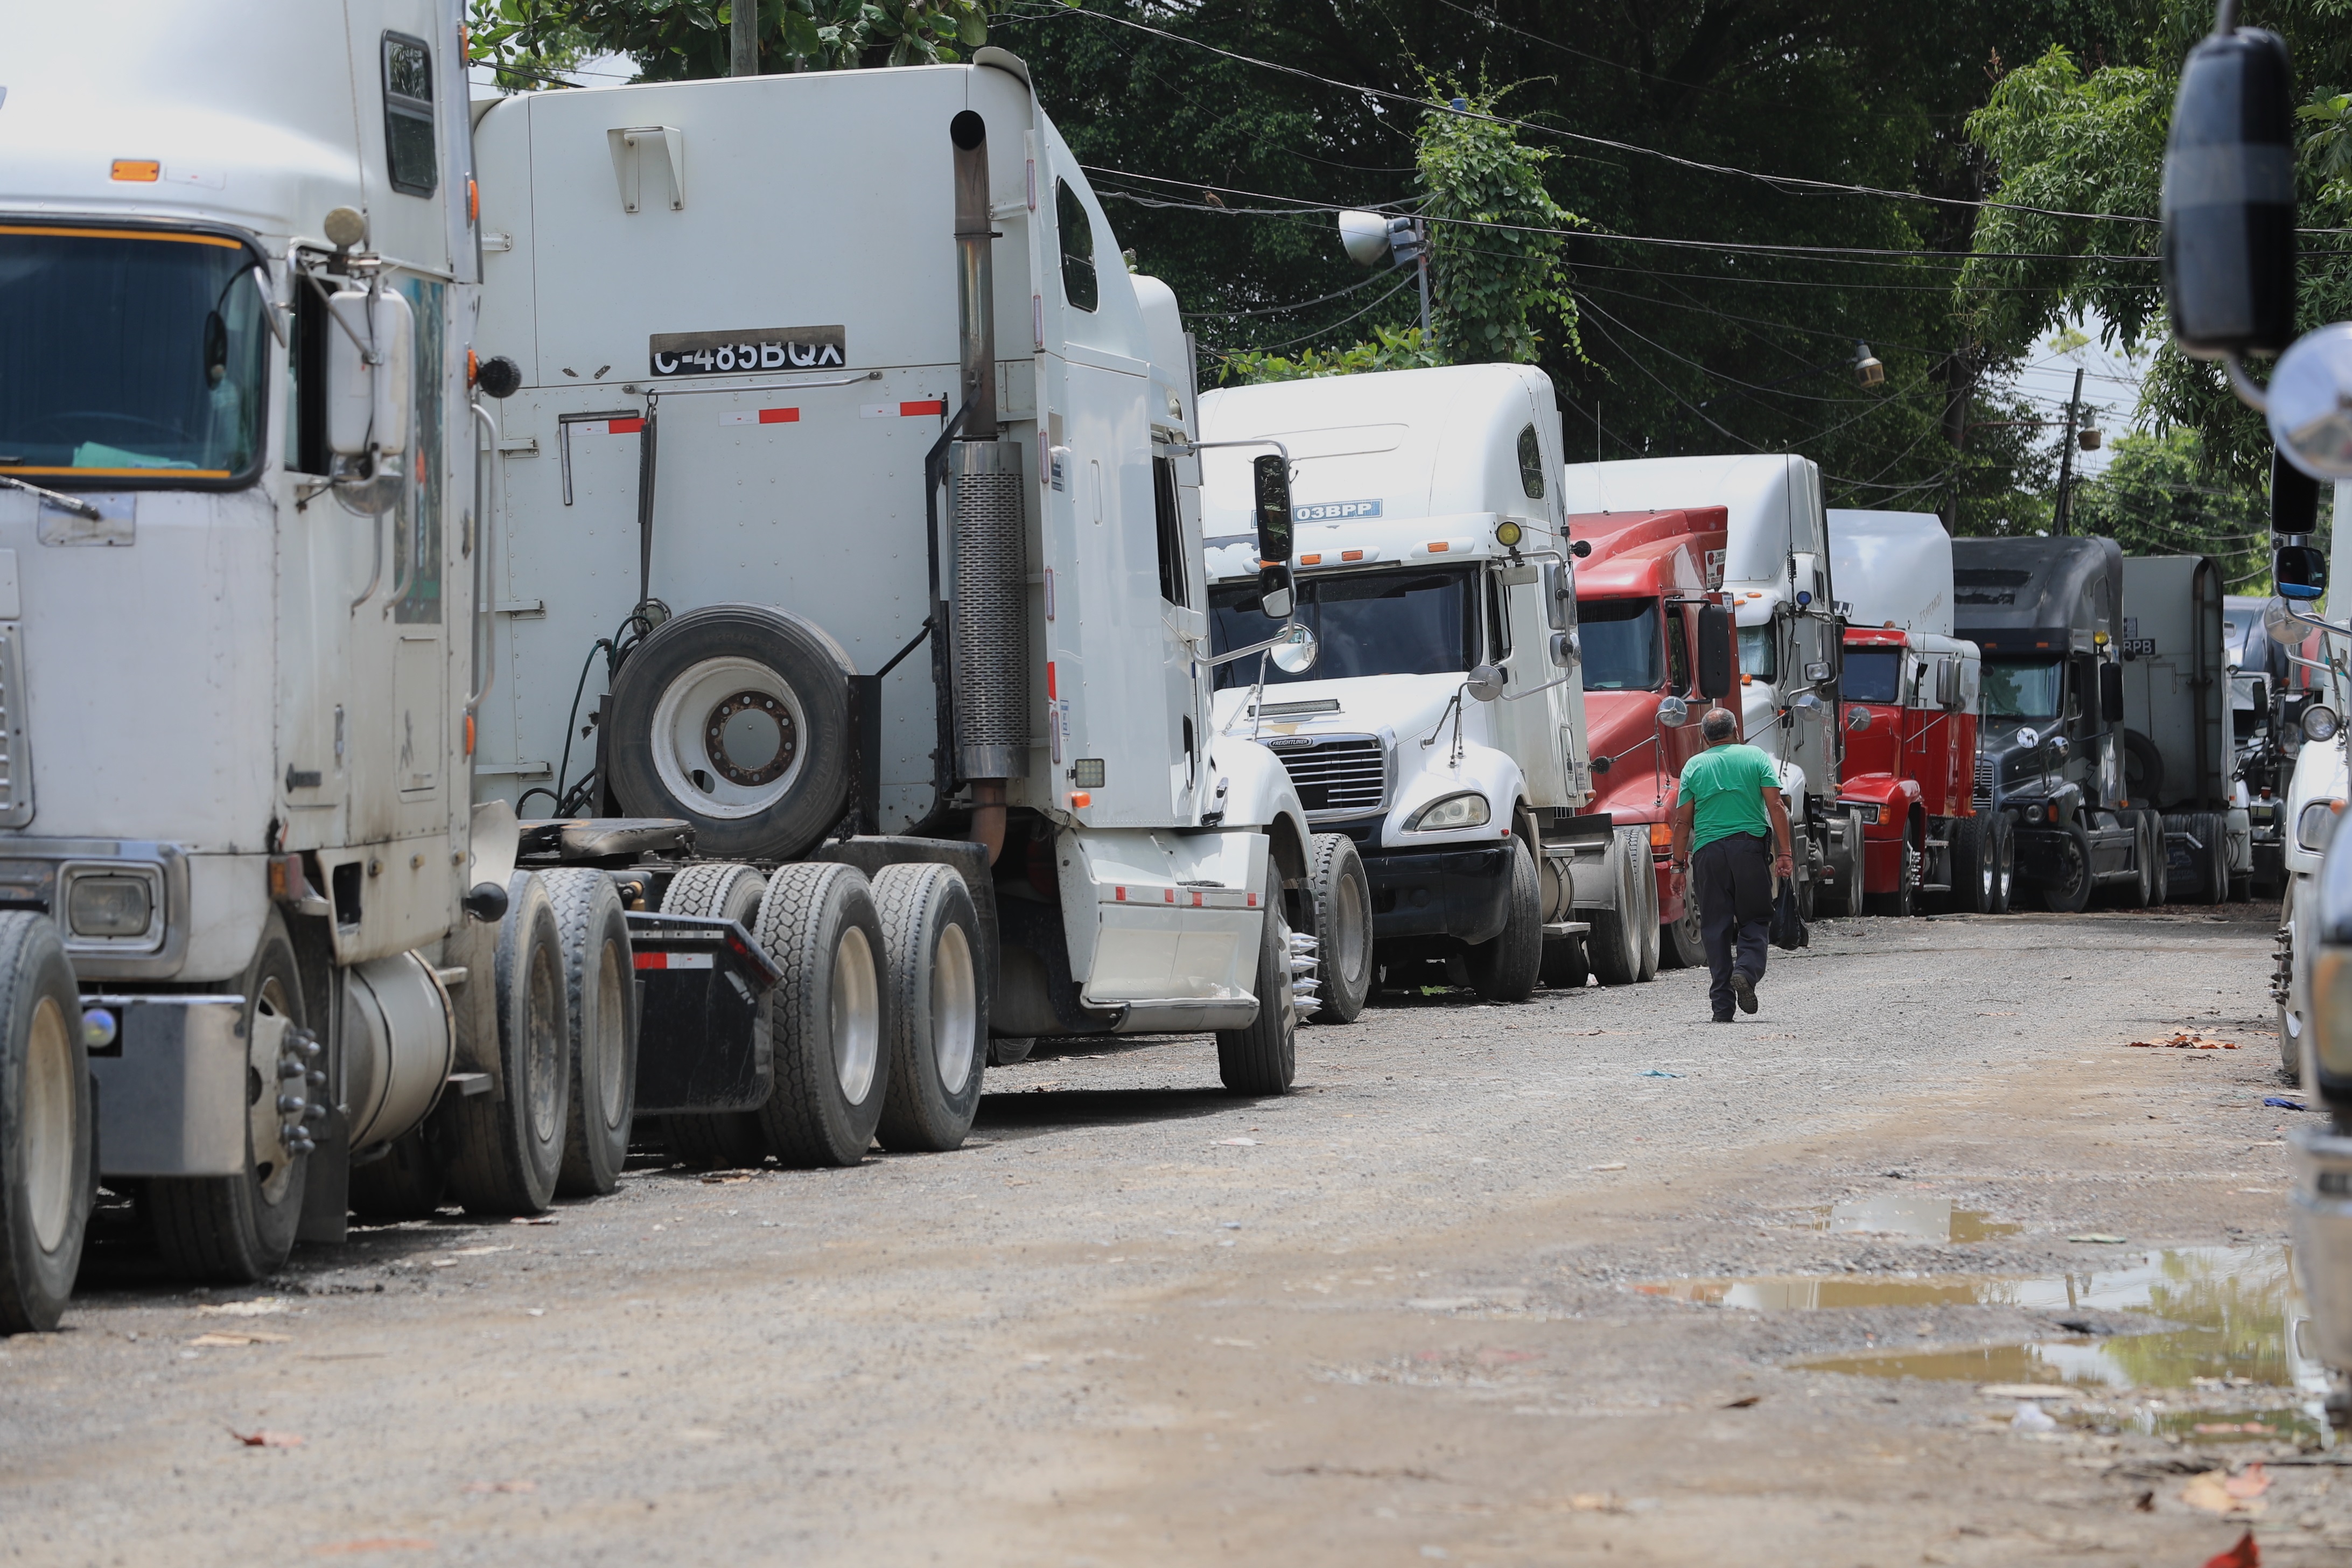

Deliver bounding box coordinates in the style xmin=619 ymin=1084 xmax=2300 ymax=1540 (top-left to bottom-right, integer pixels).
xmin=731 ymin=0 xmax=758 ymax=78
xmin=2052 ymin=366 xmax=2084 ymax=536
xmin=1415 ymin=219 xmax=1432 ymax=340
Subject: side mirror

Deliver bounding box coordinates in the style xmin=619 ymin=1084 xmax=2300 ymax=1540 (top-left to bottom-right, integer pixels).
xmin=1258 ymin=563 xmax=1295 ymax=622
xmin=2277 ymin=542 xmax=2328 ymax=601
xmin=1466 ymin=663 xmax=1506 ymax=703
xmin=1270 ymin=623 xmax=1319 ymax=674
xmin=1656 ymin=694 xmax=1690 ymax=727
xmin=1846 ymin=705 xmax=1872 ymax=733
xmin=1541 ymin=561 xmax=1573 ymax=631
xmin=1549 ymin=629 xmax=1579 ymax=668
xmin=326 ymin=286 xmax=415 ymax=460
xmin=1252 ymin=452 xmax=1293 ymax=567
xmin=2099 ymin=660 xmax=2125 ymax=723
xmin=2250 ymin=676 xmax=2270 ymax=713
xmin=1935 ymin=656 xmax=1962 ymax=710
xmin=1569 ymin=538 xmax=1593 ymax=559
xmin=2274 ymin=449 xmax=2321 ymax=535
xmin=1695 ymin=604 xmax=1734 ymax=700
xmin=2162 ymin=24 xmax=2298 ymax=360
xmin=2047 ymin=734 xmax=2071 ymax=762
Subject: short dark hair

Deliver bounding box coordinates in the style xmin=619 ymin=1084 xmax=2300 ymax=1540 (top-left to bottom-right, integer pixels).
xmin=1702 ymin=708 xmax=1738 ymax=744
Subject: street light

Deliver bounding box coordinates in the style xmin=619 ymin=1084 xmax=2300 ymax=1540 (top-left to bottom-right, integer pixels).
xmin=1853 ymin=342 xmax=1885 ymax=387
xmin=1337 ymin=208 xmax=1433 ymax=339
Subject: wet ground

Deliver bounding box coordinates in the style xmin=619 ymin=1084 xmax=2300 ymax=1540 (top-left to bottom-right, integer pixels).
xmin=3 ymin=899 xmax=2348 ymax=1565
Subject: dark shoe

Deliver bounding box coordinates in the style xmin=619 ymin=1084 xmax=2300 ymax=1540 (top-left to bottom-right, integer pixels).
xmin=1711 ymin=1012 xmax=1735 ymax=1024
xmin=1731 ymin=970 xmax=1759 ymax=1014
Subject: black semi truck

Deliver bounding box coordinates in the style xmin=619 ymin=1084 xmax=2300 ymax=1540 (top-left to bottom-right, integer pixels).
xmin=1955 ymin=536 xmax=2174 ymax=911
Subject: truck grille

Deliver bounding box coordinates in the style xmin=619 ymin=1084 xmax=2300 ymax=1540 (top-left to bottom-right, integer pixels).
xmin=1269 ymin=734 xmax=1387 ymax=821
xmin=1972 ymin=754 xmax=1993 ymax=810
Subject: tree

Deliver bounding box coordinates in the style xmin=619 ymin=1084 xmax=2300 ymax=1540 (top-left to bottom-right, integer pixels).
xmin=2071 ymin=428 xmax=2286 ymax=587
xmin=471 ymin=0 xmax=995 ymax=87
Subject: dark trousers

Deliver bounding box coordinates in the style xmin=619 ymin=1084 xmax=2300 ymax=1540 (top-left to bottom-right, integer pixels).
xmin=1693 ymin=831 xmax=1772 ymax=1018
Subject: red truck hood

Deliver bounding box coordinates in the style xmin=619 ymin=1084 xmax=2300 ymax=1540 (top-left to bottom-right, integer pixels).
xmin=1585 ymin=689 xmax=1675 ymax=823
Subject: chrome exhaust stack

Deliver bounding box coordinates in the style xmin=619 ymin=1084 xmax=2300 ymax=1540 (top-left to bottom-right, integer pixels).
xmin=948 ymin=109 xmax=1025 ymax=859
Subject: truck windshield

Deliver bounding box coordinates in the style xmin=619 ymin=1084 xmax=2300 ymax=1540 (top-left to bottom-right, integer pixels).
xmin=1840 ymin=649 xmax=1902 ymax=704
xmin=1577 ymin=598 xmax=1663 ymax=691
xmin=1982 ymin=657 xmax=2063 ymax=720
xmin=1209 ymin=567 xmax=1476 ymax=690
xmin=0 ymin=227 xmax=269 ymax=483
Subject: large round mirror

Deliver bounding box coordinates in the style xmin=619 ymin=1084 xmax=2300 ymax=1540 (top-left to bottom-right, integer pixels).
xmin=2270 ymin=323 xmax=2352 ymax=480
xmin=2263 ymin=594 xmax=2304 ymax=642
xmin=1466 ymin=663 xmax=1507 ymax=702
xmin=1269 ymin=623 xmax=1319 ymax=675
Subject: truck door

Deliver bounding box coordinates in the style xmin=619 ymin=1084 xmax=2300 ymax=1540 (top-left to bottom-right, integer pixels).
xmin=1151 ymin=446 xmax=1206 ymax=819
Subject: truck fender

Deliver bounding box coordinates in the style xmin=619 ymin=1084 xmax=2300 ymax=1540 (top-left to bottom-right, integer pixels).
xmin=1206 ymin=737 xmax=1312 ymax=887
xmin=1385 ymin=741 xmax=1525 ymax=848
xmin=1837 ymin=776 xmax=1918 ymax=843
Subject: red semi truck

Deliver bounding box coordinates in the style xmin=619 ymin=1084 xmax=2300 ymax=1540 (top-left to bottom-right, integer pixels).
xmin=1569 ymin=506 xmax=1740 ymax=968
xmin=1828 ymin=510 xmax=1996 ymax=914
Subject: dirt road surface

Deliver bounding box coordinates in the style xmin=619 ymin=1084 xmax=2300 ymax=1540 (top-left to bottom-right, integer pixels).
xmin=4 ymin=903 xmax=2347 ymax=1566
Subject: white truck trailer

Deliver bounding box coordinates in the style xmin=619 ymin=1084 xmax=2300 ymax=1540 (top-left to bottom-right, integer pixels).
xmin=467 ymin=50 xmax=1318 ymax=1159
xmin=1196 ymin=365 xmax=1663 ymax=1001
xmin=1560 ymin=456 xmax=1858 ymax=916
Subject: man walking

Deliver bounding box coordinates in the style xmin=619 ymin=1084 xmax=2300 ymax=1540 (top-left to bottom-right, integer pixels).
xmin=1668 ymin=708 xmax=1795 ymax=1023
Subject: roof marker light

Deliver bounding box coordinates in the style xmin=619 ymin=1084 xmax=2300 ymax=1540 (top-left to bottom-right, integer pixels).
xmin=111 ymin=160 xmax=160 ymax=182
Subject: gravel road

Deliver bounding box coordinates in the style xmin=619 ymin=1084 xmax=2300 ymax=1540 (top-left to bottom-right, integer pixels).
xmin=4 ymin=901 xmax=2346 ymax=1566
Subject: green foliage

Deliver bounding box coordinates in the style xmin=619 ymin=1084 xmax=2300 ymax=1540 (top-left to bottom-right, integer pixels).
xmin=1962 ymin=4 xmax=2352 ymax=488
xmin=479 ymin=0 xmax=995 ymax=85
xmin=1413 ymin=89 xmax=1581 ymax=365
xmin=2071 ymin=428 xmax=2284 ymax=587
xmin=1214 ymin=326 xmax=1443 ymax=387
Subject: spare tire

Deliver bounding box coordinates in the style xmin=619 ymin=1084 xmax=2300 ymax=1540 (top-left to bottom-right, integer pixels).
xmin=2122 ymin=729 xmax=2166 ymax=809
xmin=607 ymin=604 xmax=855 ymax=862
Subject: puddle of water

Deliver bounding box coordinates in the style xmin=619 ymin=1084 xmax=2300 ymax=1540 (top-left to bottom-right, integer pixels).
xmin=1805 ymin=1193 xmax=2021 ymax=1243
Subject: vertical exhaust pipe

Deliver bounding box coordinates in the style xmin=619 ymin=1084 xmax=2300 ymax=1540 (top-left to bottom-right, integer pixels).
xmin=948 ymin=109 xmax=1023 ymax=862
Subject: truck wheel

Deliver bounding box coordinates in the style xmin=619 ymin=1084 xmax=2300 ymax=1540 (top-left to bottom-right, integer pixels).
xmin=1303 ymin=834 xmax=1373 ymax=1024
xmin=2148 ymin=814 xmax=2172 ymax=905
xmin=987 ymin=1037 xmax=1034 ymax=1067
xmin=149 ymin=916 xmax=309 ymax=1283
xmin=1947 ymin=817 xmax=1987 ymax=914
xmin=606 ymin=604 xmax=855 ymax=863
xmin=347 ymin=1130 xmax=445 ymax=1221
xmin=2118 ymin=812 xmax=2155 ymax=909
xmin=871 ymin=864 xmax=986 ymax=1153
xmin=655 ymin=865 xmax=771 ymax=1167
xmin=0 ymin=915 xmax=88 ymax=1334
xmin=1987 ymin=816 xmax=2015 ymax=913
xmin=1539 ymin=935 xmax=1590 ymax=990
xmin=1867 ymin=837 xmax=1917 ymax=918
xmin=443 ymin=873 xmax=572 ymax=1216
xmin=1464 ymin=839 xmax=1543 ymax=1004
xmin=2280 ymin=881 xmax=2305 ymax=1075
xmin=754 ymin=864 xmax=890 ymax=1165
xmin=1217 ymin=862 xmax=1298 ymax=1095
xmin=2038 ymin=823 xmax=2095 ymax=914
xmin=541 ymin=870 xmax=636 ymax=1197
xmin=1634 ymin=850 xmax=1661 ymax=982
xmin=1586 ymin=829 xmax=1644 ymax=986
xmin=1659 ymin=890 xmax=1704 ymax=970
xmin=2196 ymin=810 xmax=2230 ymax=905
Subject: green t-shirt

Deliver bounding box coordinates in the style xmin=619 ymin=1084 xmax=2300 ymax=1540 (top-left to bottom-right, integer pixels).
xmin=1678 ymin=743 xmax=1778 ymax=852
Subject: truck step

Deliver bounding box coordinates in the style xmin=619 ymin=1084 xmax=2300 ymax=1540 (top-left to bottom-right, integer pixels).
xmin=1918 ymin=882 xmax=1951 ymax=893
xmin=1542 ymin=922 xmax=1592 ymax=937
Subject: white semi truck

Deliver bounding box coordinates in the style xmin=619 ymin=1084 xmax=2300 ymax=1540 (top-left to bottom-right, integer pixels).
xmin=1196 ymin=365 xmax=1662 ymax=1000
xmin=0 ymin=11 xmax=1311 ymax=1333
xmin=467 ymin=52 xmax=1318 ymax=1160
xmin=1559 ymin=456 xmax=1858 ymax=916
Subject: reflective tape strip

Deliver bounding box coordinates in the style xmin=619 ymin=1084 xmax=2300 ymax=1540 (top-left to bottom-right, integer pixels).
xmin=862 ymin=400 xmax=947 ymax=418
xmin=604 ymin=417 xmax=644 ymax=435
xmin=633 ymin=951 xmax=713 ymax=970
xmin=719 ymin=409 xmax=800 ymax=425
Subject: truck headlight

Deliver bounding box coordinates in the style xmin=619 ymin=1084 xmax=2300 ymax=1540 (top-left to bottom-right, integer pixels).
xmin=2306 ymin=703 xmax=2342 ymax=743
xmin=1836 ymin=800 xmax=1882 ymax=825
xmin=1405 ymin=792 xmax=1490 ymax=832
xmin=68 ymin=874 xmax=153 ymax=938
xmin=2299 ymin=798 xmax=2345 ymax=851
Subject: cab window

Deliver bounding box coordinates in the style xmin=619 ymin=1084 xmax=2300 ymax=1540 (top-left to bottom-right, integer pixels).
xmin=382 ymin=32 xmax=437 ymax=197
xmin=1056 ymin=180 xmax=1097 ymax=313
xmin=1485 ymin=571 xmax=1510 ymax=661
xmin=1516 ymin=424 xmax=1545 ymax=499
xmin=1664 ymin=610 xmax=1691 ymax=695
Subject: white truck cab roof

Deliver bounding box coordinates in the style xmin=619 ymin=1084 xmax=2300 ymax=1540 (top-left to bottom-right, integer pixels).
xmin=1829 ymin=508 xmax=1953 ymax=638
xmin=1559 ymin=453 xmax=1826 ymax=626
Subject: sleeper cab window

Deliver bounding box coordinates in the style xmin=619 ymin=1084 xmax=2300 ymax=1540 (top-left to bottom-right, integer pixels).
xmin=1516 ymin=424 xmax=1545 ymax=499
xmin=1057 ymin=179 xmax=1097 ymax=313
xmin=382 ymin=32 xmax=437 ymax=197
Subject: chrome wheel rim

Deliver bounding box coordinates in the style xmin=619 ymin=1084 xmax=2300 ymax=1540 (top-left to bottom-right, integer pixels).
xmin=831 ymin=925 xmax=880 ymax=1102
xmin=22 ymin=995 xmax=73 ymax=1252
xmin=526 ymin=941 xmax=563 ymax=1144
xmin=932 ymin=922 xmax=977 ymax=1095
xmin=248 ymin=974 xmax=297 ymax=1203
xmin=649 ymin=656 xmax=810 ymax=820
xmin=594 ymin=936 xmax=629 ymax=1131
